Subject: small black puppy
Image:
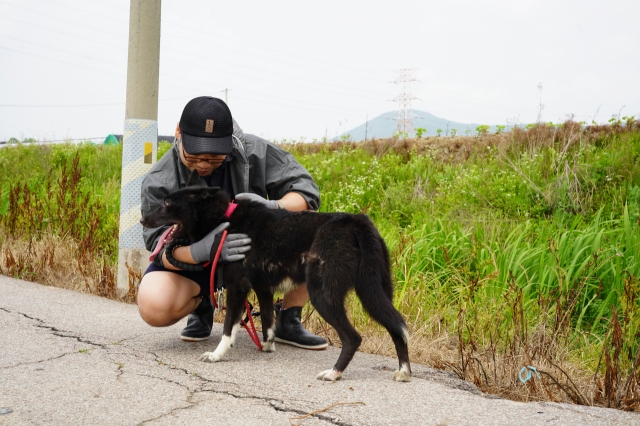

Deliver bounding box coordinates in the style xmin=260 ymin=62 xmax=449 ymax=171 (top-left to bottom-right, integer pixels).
xmin=141 ymin=186 xmax=411 ymax=382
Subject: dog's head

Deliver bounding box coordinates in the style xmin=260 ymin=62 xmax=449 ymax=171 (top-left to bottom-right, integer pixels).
xmin=141 ymin=186 xmax=230 ymax=242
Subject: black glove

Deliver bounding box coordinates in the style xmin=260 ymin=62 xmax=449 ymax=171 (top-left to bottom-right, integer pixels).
xmin=235 ymin=192 xmax=284 ymax=209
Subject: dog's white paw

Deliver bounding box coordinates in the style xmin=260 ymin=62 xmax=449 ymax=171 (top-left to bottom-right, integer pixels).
xmin=393 ymin=369 xmax=411 ymax=382
xmin=393 ymin=364 xmax=412 ymax=382
xmin=199 ymin=351 xmax=222 ymax=363
xmin=316 ymin=369 xmax=342 ymax=381
xmin=262 ymin=341 xmax=276 ymax=352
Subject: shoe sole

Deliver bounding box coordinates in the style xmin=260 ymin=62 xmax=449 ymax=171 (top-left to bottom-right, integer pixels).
xmin=274 ymin=337 xmax=328 ymax=350
xmin=180 ymin=335 xmax=211 ymax=342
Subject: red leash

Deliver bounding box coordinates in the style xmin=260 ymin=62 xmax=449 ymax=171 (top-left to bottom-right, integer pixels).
xmin=209 ymin=202 xmax=237 ymax=304
xmin=242 ymin=300 xmax=263 ymax=350
xmin=207 ymin=204 xmax=263 ymax=351
xmin=209 ymin=230 xmax=227 ymax=304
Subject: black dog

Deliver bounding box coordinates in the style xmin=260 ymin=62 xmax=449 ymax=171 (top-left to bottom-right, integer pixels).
xmin=141 ymin=186 xmax=411 ymax=382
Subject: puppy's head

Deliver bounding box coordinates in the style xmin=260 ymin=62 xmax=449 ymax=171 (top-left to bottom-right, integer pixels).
xmin=141 ymin=186 xmax=230 ymax=242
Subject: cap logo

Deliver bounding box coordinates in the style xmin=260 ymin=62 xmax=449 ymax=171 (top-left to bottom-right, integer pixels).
xmin=205 ymin=119 xmax=214 ymax=133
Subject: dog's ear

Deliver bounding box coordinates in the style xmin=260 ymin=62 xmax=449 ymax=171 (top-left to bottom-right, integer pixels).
xmin=187 ymin=169 xmax=202 ymax=187
xmin=188 ymin=187 xmax=220 ymax=202
xmin=199 ymin=187 xmax=220 ymax=199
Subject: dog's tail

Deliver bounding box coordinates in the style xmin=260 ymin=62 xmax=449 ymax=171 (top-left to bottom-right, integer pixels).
xmin=352 ymin=216 xmax=409 ymax=345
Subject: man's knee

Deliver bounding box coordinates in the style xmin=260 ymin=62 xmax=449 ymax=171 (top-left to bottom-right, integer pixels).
xmin=137 ymin=272 xmax=200 ymax=327
xmin=138 ymin=288 xmax=176 ymax=327
xmin=138 ymin=275 xmax=180 ymax=326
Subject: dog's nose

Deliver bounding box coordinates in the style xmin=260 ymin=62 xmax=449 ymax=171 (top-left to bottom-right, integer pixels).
xmin=139 ymin=218 xmax=145 ymax=225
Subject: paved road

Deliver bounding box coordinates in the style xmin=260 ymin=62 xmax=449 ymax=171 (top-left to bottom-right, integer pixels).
xmin=1 ymin=275 xmax=638 ymax=425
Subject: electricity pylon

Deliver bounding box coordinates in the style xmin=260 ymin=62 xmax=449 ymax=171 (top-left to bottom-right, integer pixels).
xmin=393 ymin=69 xmax=418 ymax=137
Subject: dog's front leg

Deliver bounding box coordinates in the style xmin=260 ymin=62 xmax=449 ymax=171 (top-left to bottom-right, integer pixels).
xmin=255 ymin=290 xmax=276 ymax=352
xmin=200 ymin=288 xmax=246 ymax=363
xmin=200 ymin=274 xmax=252 ymax=363
xmin=199 ymin=323 xmax=241 ymax=363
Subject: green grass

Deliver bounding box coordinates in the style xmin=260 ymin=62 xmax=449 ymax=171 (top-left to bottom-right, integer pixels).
xmin=0 ymin=142 xmax=122 ymax=256
xmin=2 ymin=124 xmax=640 ymax=407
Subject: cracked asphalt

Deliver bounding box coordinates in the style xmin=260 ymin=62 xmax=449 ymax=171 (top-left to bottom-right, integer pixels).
xmin=1 ymin=275 xmax=639 ymax=425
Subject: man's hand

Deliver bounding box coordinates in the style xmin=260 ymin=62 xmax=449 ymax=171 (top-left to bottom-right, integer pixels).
xmin=189 ymin=222 xmax=230 ymax=263
xmin=221 ymin=233 xmax=251 ymax=262
xmin=236 ymin=192 xmax=283 ymax=209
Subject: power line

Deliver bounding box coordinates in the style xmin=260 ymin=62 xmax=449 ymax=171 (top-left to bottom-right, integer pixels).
xmin=0 ymin=1 xmax=125 ymax=39
xmin=45 ymin=0 xmax=125 ymax=24
xmin=10 ymin=0 xmax=389 ymax=83
xmin=165 ymin=28 xmax=391 ymax=81
xmin=0 ymin=96 xmax=191 ymax=108
xmin=2 ymin=10 xmax=394 ymax=101
xmin=233 ymin=89 xmax=375 ymax=115
xmin=0 ymin=35 xmax=230 ymax=97
xmin=161 ymin=30 xmax=390 ymax=85
xmin=0 ymin=42 xmax=380 ymax=114
xmin=2 ymin=1 xmax=533 ymax=117
xmin=0 ymin=43 xmax=232 ymax=99
xmin=0 ymin=34 xmax=119 ymax=65
xmin=3 ymin=15 xmax=125 ymax=50
xmin=159 ymin=47 xmax=390 ymax=101
xmin=231 ymin=93 xmax=373 ymax=117
xmin=26 ymin=0 xmax=393 ymax=84
xmin=0 ymin=103 xmax=122 ymax=108
xmin=0 ymin=42 xmax=525 ymax=123
xmin=0 ymin=46 xmax=124 ymax=77
xmin=1 ymin=0 xmax=545 ymax=124
xmin=419 ymin=84 xmax=523 ymax=112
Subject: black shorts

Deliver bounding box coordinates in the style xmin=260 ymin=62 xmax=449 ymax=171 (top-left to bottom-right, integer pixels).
xmin=144 ymin=262 xmax=213 ymax=297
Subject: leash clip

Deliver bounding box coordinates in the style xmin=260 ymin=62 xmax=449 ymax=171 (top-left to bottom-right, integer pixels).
xmin=217 ymin=288 xmax=225 ymax=310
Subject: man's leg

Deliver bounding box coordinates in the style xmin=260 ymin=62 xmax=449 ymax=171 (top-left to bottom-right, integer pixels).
xmin=281 ymin=283 xmax=311 ymax=309
xmin=138 ymin=271 xmax=201 ymax=326
xmin=138 ymin=271 xmax=214 ymax=342
xmin=276 ymin=284 xmax=328 ymax=350
xmin=139 ymin=271 xmax=214 ymax=341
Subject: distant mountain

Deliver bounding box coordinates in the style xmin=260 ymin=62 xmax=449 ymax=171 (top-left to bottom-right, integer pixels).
xmin=340 ymin=110 xmax=508 ymax=141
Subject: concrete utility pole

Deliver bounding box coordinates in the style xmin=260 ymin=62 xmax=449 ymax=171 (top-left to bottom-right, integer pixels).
xmin=117 ymin=0 xmax=161 ymax=292
xmin=222 ymin=88 xmax=230 ymax=105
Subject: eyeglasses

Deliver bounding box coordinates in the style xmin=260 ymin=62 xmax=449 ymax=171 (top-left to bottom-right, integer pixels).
xmin=180 ymin=141 xmax=226 ymax=166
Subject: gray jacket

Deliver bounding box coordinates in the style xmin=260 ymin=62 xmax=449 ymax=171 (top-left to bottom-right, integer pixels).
xmin=141 ymin=122 xmax=320 ymax=252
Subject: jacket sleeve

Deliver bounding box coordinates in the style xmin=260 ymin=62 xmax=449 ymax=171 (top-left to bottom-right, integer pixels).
xmin=259 ymin=139 xmax=320 ymax=210
xmin=140 ymin=153 xmax=177 ymax=252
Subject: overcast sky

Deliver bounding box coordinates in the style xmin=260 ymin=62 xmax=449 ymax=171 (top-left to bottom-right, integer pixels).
xmin=1 ymin=0 xmax=639 ymax=142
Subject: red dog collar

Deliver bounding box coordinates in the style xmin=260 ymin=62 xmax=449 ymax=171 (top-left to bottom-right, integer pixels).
xmin=224 ymin=202 xmax=238 ymax=218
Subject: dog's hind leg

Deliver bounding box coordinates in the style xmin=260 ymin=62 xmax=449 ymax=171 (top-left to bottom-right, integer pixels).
xmin=254 ymin=289 xmax=276 ymax=352
xmin=362 ymin=296 xmax=411 ymax=382
xmin=355 ymin=267 xmax=411 ymax=382
xmin=307 ymin=277 xmax=361 ymax=381
xmin=353 ymin=228 xmax=411 ymax=381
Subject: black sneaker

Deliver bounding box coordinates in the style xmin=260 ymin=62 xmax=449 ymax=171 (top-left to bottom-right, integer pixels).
xmin=180 ymin=296 xmax=214 ymax=342
xmin=274 ymin=305 xmax=328 ymax=350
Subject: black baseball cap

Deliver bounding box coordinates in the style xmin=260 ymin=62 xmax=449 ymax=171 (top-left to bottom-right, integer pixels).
xmin=179 ymin=96 xmax=233 ymax=155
